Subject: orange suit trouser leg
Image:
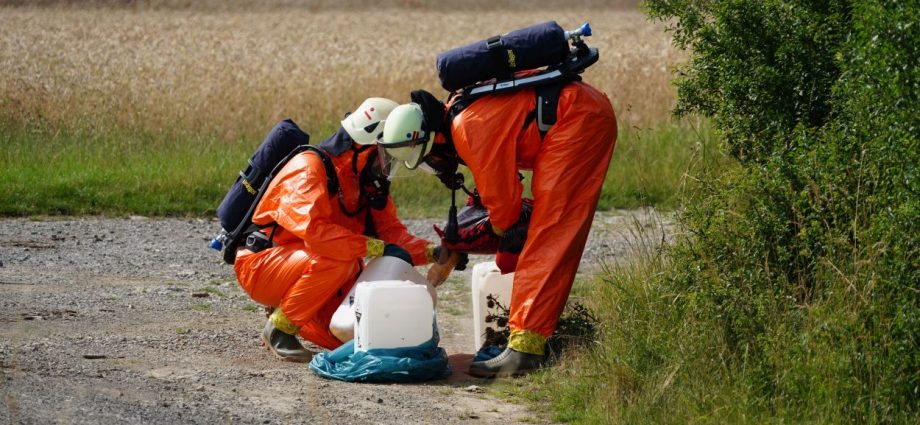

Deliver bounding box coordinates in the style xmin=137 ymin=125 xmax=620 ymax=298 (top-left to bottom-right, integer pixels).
xmin=508 ymin=84 xmax=617 ymax=354
xmin=234 ymin=243 xmax=360 ymax=350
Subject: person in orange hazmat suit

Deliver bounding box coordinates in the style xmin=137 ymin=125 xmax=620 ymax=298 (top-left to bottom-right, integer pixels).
xmin=376 ymin=83 xmax=617 ymax=377
xmin=234 ymin=98 xmax=451 ymax=362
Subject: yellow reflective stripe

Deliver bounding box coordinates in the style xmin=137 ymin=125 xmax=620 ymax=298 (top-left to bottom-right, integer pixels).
xmin=492 ymin=225 xmax=505 ymax=237
xmin=508 ymin=329 xmax=546 ymax=355
xmin=241 ymin=178 xmax=257 ymax=195
xmin=366 ymin=238 xmax=385 ymax=257
xmin=269 ymin=309 xmax=299 ymax=335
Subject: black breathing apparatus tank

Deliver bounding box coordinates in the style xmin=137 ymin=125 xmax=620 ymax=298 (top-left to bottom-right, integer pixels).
xmin=435 ymin=21 xmax=593 ymax=93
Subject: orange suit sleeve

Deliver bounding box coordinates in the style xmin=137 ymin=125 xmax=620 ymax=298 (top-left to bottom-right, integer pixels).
xmin=451 ymin=94 xmax=527 ymax=232
xmin=252 ymin=152 xmax=369 ymax=261
xmin=370 ymin=197 xmax=432 ymax=266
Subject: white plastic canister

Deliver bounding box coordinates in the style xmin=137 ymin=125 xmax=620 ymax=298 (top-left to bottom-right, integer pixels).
xmin=328 ymin=256 xmax=436 ymax=343
xmin=471 ymin=261 xmax=514 ymax=351
xmin=354 ymin=280 xmax=433 ymax=352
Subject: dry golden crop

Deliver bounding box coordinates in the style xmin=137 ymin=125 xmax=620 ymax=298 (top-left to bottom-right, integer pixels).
xmin=0 ymin=4 xmax=683 ymax=139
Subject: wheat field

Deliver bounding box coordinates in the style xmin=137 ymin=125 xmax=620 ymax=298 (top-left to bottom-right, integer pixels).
xmin=0 ymin=3 xmax=683 ymax=139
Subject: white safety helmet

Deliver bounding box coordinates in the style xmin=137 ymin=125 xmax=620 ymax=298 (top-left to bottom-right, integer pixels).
xmin=375 ymin=103 xmax=433 ymax=177
xmin=341 ymin=97 xmax=399 ymax=145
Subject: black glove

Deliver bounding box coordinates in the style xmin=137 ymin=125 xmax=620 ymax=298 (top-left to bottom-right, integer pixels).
xmin=455 ymin=252 xmax=469 ymax=271
xmin=383 ymin=243 xmax=413 ymax=266
xmin=432 ymin=245 xmax=469 ymax=272
xmin=425 ymin=146 xmax=460 ymax=189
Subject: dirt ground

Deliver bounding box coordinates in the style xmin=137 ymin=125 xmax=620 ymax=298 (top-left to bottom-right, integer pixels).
xmin=0 ymin=210 xmax=669 ymax=424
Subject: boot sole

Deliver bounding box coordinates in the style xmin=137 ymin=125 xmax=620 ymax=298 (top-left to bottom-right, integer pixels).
xmin=467 ymin=365 xmax=541 ymax=378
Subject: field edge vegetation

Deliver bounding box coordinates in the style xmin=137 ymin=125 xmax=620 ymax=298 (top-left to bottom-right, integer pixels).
xmin=517 ymin=1 xmax=919 ymax=424
xmin=0 ymin=117 xmax=719 ymax=218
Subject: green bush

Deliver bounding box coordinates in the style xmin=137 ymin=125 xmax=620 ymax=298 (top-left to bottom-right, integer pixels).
xmin=649 ymin=0 xmax=847 ymax=164
xmin=634 ymin=0 xmax=917 ymax=422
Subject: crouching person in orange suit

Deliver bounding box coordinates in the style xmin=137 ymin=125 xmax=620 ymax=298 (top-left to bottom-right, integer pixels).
xmin=377 ymin=83 xmax=617 ymax=377
xmin=234 ymin=98 xmax=449 ymax=362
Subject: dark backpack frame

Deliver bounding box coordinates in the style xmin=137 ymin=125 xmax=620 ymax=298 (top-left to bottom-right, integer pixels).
xmin=221 ymin=145 xmax=339 ymax=265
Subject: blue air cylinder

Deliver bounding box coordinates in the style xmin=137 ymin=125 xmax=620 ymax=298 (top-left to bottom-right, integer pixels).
xmin=436 ymin=21 xmax=571 ymax=92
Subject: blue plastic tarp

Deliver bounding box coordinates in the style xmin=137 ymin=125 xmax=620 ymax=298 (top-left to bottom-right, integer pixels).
xmin=309 ymin=336 xmax=451 ymax=383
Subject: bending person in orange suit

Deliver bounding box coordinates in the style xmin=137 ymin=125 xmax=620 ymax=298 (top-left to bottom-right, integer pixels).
xmin=378 ymin=82 xmax=617 ymax=377
xmin=234 ymin=98 xmax=444 ymax=362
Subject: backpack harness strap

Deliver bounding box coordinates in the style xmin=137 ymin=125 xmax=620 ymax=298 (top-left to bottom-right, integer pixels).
xmin=315 ymin=145 xmax=378 ymax=238
xmin=451 ymin=78 xmax=577 ymax=142
xmin=239 ymin=161 xmax=261 ymax=195
xmin=224 ymin=145 xmax=340 ymax=262
xmin=305 ymin=145 xmax=339 ymax=195
xmin=486 ymin=35 xmax=513 ymax=81
xmin=521 ymin=82 xmax=569 ymax=139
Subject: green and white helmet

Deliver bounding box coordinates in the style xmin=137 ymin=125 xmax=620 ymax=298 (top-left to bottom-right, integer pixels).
xmin=376 ymin=103 xmax=433 ymax=175
xmin=341 ymin=97 xmax=399 ymax=145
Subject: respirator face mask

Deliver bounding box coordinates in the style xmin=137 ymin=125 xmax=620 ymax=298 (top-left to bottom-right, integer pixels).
xmin=420 ymin=149 xmax=458 ymax=178
xmin=361 ymin=152 xmax=391 ymax=210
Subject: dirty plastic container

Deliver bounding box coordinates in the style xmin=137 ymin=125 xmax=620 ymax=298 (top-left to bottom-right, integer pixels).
xmin=471 ymin=261 xmax=514 ymax=351
xmin=354 ymin=280 xmax=434 ymax=352
xmin=329 ymin=256 xmax=436 ymax=342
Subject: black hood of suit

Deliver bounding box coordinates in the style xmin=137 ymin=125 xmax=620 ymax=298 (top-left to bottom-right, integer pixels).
xmin=317 ymin=126 xmax=355 ymax=156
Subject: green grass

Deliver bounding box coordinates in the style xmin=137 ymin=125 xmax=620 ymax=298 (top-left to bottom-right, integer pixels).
xmin=599 ymin=120 xmax=721 ymax=210
xmin=493 ymin=229 xmax=756 ymax=424
xmin=0 ymin=118 xmax=719 ymax=217
xmin=241 ymin=304 xmax=261 ymax=313
xmin=501 ymin=250 xmax=711 ymax=424
xmin=198 ymin=286 xmax=227 ymax=298
xmin=498 ymin=223 xmax=920 ymax=425
xmin=0 ymin=120 xmax=236 ymax=216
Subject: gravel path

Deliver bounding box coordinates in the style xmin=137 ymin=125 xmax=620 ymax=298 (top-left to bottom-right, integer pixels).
xmin=0 ymin=210 xmax=669 ymax=424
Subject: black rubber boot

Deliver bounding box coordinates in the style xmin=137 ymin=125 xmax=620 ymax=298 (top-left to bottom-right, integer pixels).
xmin=261 ymin=320 xmax=313 ymax=363
xmin=467 ymin=347 xmax=546 ymax=378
